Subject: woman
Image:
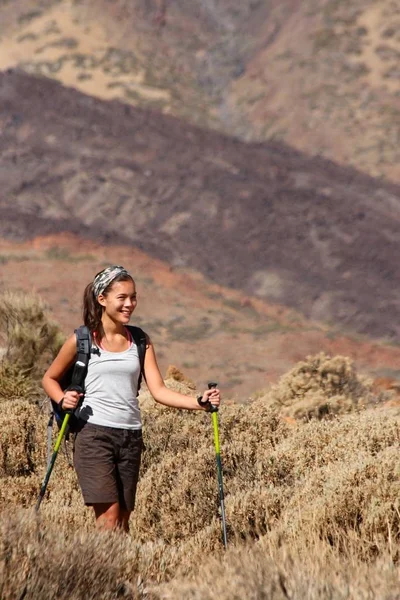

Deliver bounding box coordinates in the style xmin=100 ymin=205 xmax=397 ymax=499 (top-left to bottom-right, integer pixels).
xmin=42 ymin=265 xmax=221 ymax=532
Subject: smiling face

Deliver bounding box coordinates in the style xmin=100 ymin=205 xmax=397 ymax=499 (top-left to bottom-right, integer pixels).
xmin=97 ymin=278 xmax=137 ymax=325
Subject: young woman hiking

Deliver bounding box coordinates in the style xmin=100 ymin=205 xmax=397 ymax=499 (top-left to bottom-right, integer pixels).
xmin=42 ymin=265 xmax=221 ymax=532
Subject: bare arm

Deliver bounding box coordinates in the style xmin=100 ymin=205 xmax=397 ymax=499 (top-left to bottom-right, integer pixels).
xmin=42 ymin=334 xmax=82 ymax=410
xmin=143 ymin=337 xmax=220 ymax=410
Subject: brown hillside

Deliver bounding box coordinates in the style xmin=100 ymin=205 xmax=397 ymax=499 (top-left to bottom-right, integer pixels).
xmin=229 ymin=0 xmax=400 ymax=183
xmin=0 ymin=0 xmax=399 ymax=182
xmin=0 ymin=0 xmax=216 ymax=126
xmin=1 ymin=70 xmax=400 ymax=341
xmin=1 ymin=234 xmax=400 ymax=399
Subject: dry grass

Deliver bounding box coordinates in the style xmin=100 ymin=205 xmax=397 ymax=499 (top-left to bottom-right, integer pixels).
xmin=1 ymin=348 xmax=400 ymax=597
xmin=0 ymin=291 xmax=64 ymax=406
xmin=0 ymin=509 xmax=161 ymax=600
xmin=0 ymin=399 xmax=45 ymax=477
xmin=0 ymin=361 xmax=39 ymax=401
xmin=160 ymin=538 xmax=400 ymax=600
xmin=255 ymin=352 xmax=375 ymax=420
xmin=164 ymin=365 xmax=196 ymax=389
xmin=0 ymin=291 xmax=64 ymax=382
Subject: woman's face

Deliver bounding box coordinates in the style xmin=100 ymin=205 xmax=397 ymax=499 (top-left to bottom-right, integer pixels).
xmin=98 ymin=279 xmax=137 ymax=324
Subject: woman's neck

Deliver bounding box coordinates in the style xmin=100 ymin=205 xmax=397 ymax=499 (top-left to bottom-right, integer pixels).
xmin=101 ymin=316 xmax=126 ymax=336
xmin=96 ymin=319 xmax=131 ymax=352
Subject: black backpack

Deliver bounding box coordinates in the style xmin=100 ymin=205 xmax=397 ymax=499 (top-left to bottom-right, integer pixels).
xmin=49 ymin=324 xmax=147 ymax=431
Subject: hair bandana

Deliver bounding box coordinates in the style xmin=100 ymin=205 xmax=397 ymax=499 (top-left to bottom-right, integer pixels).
xmin=93 ymin=265 xmax=131 ymax=298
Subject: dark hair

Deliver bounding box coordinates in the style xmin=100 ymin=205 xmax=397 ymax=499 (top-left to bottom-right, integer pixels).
xmin=83 ymin=272 xmax=134 ymax=342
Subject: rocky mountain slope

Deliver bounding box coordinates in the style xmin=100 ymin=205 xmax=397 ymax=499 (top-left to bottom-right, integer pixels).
xmin=1 ymin=0 xmax=399 ymax=182
xmin=2 ymin=234 xmax=400 ymax=398
xmin=228 ymin=0 xmax=400 ymax=182
xmin=1 ymin=70 xmax=400 ymax=341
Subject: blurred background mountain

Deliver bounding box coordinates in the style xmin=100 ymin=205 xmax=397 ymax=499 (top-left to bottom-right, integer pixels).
xmin=0 ymin=0 xmax=399 ymax=388
xmin=1 ymin=0 xmax=400 ymax=181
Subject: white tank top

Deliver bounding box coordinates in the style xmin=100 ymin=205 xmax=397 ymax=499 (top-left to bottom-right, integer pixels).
xmin=78 ymin=338 xmax=142 ymax=430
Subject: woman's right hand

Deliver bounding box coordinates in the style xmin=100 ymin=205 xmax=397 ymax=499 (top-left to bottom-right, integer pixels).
xmin=61 ymin=390 xmax=83 ymax=411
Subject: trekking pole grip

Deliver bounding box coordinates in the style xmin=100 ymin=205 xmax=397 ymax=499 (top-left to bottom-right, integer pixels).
xmin=208 ymin=381 xmax=218 ymax=413
xmin=64 ymin=383 xmax=84 ymax=414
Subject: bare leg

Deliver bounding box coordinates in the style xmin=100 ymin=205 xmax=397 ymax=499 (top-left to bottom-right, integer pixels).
xmin=93 ymin=502 xmax=121 ymax=530
xmin=120 ymin=509 xmax=132 ymax=533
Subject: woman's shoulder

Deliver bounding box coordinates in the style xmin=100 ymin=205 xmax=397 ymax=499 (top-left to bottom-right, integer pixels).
xmin=54 ymin=332 xmax=78 ymax=364
xmin=66 ymin=332 xmax=79 ymax=345
xmin=64 ymin=327 xmax=89 ymax=351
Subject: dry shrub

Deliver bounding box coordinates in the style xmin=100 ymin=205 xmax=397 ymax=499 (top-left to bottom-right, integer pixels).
xmin=225 ymin=485 xmax=284 ymax=539
xmin=284 ymin=444 xmax=400 ymax=555
xmin=5 ymin=375 xmax=399 ymax=559
xmin=136 ymin=386 xmax=400 ymax=556
xmin=139 ymin=377 xmax=197 ymax=412
xmin=0 ymin=399 xmax=86 ymax=525
xmin=138 ymin=389 xmax=400 ymax=556
xmin=0 ymin=291 xmax=64 ymax=380
xmin=175 ymin=521 xmax=224 ymax=571
xmin=266 ymin=352 xmax=374 ymax=419
xmin=39 ymin=461 xmax=93 ymax=532
xmin=216 ymin=401 xmax=290 ymax=495
xmin=158 ymin=537 xmax=400 ymax=600
xmin=221 ymin=411 xmax=400 ymax=551
xmin=0 ymin=509 xmax=142 ymax=600
xmin=2 ymin=354 xmax=400 ymax=595
xmin=0 ymin=400 xmax=46 ymax=477
xmin=0 ymin=361 xmax=38 ymax=401
xmin=133 ymin=398 xmax=221 ymax=544
xmin=133 ymin=445 xmax=221 ymax=542
xmin=139 ymin=400 xmax=210 ymax=470
xmin=164 ymin=365 xmax=196 ymax=389
xmin=0 ymin=508 xmax=196 ymax=599
xmin=135 ymin=392 xmax=287 ymax=545
xmin=0 ymin=474 xmax=41 ymax=508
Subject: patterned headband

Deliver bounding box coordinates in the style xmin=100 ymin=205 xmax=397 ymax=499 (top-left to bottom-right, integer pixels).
xmin=93 ymin=265 xmax=131 ymax=298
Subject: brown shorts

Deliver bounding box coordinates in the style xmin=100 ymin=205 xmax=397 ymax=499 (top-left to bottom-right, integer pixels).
xmin=73 ymin=422 xmax=143 ymax=512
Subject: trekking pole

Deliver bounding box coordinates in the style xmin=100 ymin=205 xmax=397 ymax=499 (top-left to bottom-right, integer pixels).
xmin=35 ymin=361 xmax=86 ymax=511
xmin=35 ymin=411 xmax=71 ymax=511
xmin=208 ymin=381 xmax=228 ymax=549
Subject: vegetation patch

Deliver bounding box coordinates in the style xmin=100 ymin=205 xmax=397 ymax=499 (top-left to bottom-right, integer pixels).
xmin=1 ymin=336 xmax=400 ymax=597
xmin=17 ymin=10 xmax=42 ymax=25
xmin=264 ymin=352 xmax=374 ymax=419
xmin=0 ymin=291 xmax=64 ymax=381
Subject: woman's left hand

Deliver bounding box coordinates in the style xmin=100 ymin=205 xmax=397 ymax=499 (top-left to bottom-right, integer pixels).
xmin=199 ymin=387 xmax=221 ymax=410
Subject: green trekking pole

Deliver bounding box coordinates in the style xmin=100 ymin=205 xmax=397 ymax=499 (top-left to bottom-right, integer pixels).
xmin=208 ymin=381 xmax=228 ymax=549
xmin=35 ymin=360 xmax=86 ymax=511
xmin=35 ymin=412 xmax=71 ymax=511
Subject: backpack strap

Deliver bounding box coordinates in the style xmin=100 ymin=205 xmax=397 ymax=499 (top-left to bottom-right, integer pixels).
xmin=69 ymin=325 xmax=92 ymax=392
xmin=50 ymin=325 xmax=92 ymax=427
xmin=126 ymin=325 xmax=147 ymax=393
